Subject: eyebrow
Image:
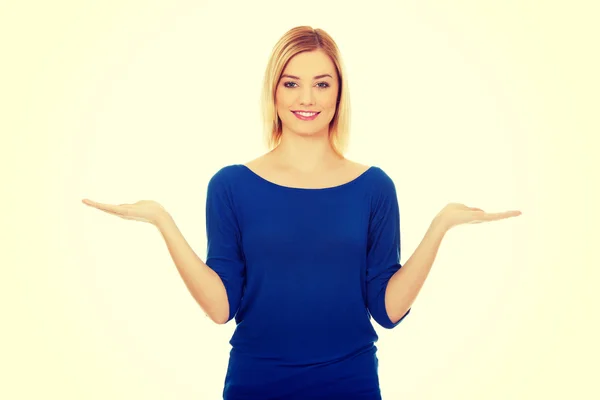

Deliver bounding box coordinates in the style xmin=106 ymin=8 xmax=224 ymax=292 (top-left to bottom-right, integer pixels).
xmin=280 ymin=74 xmax=333 ymax=80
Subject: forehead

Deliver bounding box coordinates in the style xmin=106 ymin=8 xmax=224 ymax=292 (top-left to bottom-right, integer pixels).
xmin=282 ymin=50 xmax=337 ymax=78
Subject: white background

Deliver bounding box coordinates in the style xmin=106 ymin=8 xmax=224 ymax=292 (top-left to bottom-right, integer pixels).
xmin=2 ymin=0 xmax=598 ymax=399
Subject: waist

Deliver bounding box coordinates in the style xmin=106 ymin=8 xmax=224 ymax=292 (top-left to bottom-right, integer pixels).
xmin=224 ymin=344 xmax=381 ymax=400
xmin=231 ymin=341 xmax=377 ymax=366
xmin=229 ymin=314 xmax=378 ymax=364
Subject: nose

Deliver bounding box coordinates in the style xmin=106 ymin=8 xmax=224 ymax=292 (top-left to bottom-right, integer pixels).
xmin=298 ymin=85 xmax=315 ymax=106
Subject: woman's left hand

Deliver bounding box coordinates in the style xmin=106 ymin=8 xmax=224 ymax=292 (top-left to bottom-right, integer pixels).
xmin=435 ymin=202 xmax=522 ymax=231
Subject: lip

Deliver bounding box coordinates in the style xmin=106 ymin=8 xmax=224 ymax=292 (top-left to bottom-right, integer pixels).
xmin=292 ymin=110 xmax=320 ymax=121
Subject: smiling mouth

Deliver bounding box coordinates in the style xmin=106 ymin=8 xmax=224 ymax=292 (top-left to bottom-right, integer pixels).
xmin=292 ymin=111 xmax=320 ymax=120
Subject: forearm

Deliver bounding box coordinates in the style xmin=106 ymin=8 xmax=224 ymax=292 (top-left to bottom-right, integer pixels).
xmin=385 ymin=217 xmax=448 ymax=323
xmin=154 ymin=213 xmax=229 ymax=324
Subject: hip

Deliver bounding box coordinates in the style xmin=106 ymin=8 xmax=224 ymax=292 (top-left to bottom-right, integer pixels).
xmin=222 ymin=344 xmax=382 ymax=400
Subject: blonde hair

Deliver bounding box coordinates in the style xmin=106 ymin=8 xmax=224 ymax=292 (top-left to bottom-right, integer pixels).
xmin=260 ymin=26 xmax=351 ymax=157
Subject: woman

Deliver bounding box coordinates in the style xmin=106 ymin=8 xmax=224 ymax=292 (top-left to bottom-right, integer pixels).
xmin=83 ymin=26 xmax=521 ymax=399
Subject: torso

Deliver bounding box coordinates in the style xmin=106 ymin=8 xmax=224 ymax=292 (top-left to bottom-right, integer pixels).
xmin=243 ymin=154 xmax=371 ymax=190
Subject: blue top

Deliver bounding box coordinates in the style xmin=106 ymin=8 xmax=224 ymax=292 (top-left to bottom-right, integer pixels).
xmin=205 ymin=164 xmax=411 ymax=400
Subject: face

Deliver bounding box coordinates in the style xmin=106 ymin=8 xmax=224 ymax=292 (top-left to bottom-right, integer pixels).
xmin=275 ymin=49 xmax=339 ymax=138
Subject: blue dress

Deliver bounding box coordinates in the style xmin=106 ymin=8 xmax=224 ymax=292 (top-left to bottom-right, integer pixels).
xmin=205 ymin=164 xmax=411 ymax=399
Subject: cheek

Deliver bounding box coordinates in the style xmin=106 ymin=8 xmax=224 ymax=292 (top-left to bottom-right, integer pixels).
xmin=275 ymin=88 xmax=291 ymax=107
xmin=274 ymin=87 xmax=339 ymax=110
xmin=322 ymin=90 xmax=339 ymax=110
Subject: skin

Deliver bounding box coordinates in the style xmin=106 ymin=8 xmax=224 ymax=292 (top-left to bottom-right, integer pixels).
xmin=248 ymin=49 xmax=354 ymax=178
xmin=274 ymin=48 xmax=339 ymax=166
xmin=82 ymin=48 xmax=522 ymax=325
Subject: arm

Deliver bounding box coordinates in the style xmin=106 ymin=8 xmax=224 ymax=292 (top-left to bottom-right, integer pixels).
xmin=365 ymin=171 xmax=410 ymax=329
xmin=202 ymin=168 xmax=246 ymax=324
xmin=384 ymin=202 xmax=521 ymax=323
xmin=155 ymin=168 xmax=245 ymax=325
xmin=384 ymin=217 xmax=447 ymax=324
xmin=155 ymin=213 xmax=230 ymax=325
xmin=81 ymin=197 xmax=231 ymax=325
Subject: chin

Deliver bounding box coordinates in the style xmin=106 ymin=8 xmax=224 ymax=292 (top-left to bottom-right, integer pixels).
xmin=293 ymin=126 xmax=328 ymax=137
xmin=285 ymin=119 xmax=330 ymax=134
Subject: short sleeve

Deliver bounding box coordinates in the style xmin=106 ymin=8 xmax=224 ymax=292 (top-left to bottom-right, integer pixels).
xmin=205 ymin=169 xmax=246 ymax=324
xmin=366 ymin=171 xmax=411 ymax=329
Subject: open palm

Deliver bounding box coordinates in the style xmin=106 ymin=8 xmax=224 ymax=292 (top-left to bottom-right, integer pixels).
xmin=82 ymin=199 xmax=167 ymax=225
xmin=436 ymin=202 xmax=521 ymax=230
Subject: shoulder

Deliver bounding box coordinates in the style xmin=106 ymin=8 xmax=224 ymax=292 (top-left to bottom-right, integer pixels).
xmin=343 ymin=159 xmax=395 ymax=189
xmin=339 ymin=159 xmax=394 ymax=186
xmin=360 ymin=163 xmax=398 ymax=203
xmin=369 ymin=166 xmax=395 ymax=186
xmin=208 ymin=164 xmax=244 ymax=183
xmin=206 ymin=164 xmax=247 ymax=197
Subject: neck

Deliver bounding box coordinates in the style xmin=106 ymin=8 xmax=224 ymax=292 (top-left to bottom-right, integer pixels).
xmin=270 ymin=127 xmax=343 ymax=173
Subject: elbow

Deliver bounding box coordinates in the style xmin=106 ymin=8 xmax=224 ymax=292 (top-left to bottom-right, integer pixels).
xmin=205 ymin=310 xmax=229 ymax=325
xmin=199 ymin=274 xmax=241 ymax=325
xmin=215 ymin=309 xmax=231 ymax=325
xmin=205 ymin=279 xmax=237 ymax=325
xmin=369 ymin=302 xmax=411 ymax=329
xmin=200 ymin=295 xmax=231 ymax=325
xmin=377 ymin=317 xmax=399 ymax=330
xmin=385 ymin=307 xmax=411 ymax=329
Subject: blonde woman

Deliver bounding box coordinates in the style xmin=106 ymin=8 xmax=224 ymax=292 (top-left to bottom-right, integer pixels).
xmin=83 ymin=26 xmax=521 ymax=399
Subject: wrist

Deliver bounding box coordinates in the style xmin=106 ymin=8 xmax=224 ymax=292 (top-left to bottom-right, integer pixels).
xmin=153 ymin=211 xmax=173 ymax=229
xmin=430 ymin=216 xmax=450 ymax=235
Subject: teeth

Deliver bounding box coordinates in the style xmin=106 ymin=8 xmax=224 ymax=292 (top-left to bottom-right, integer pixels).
xmin=295 ymin=112 xmax=317 ymax=117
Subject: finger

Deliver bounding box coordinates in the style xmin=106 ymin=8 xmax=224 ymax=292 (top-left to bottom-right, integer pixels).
xmin=495 ymin=210 xmax=521 ymax=218
xmin=99 ymin=208 xmax=126 ymax=218
xmin=83 ymin=199 xmax=128 ymax=215
xmin=485 ymin=211 xmax=522 ymax=220
xmin=468 ymin=211 xmax=485 ymax=223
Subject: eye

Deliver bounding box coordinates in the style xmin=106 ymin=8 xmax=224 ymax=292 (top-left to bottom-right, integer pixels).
xmin=282 ymin=81 xmax=330 ymax=89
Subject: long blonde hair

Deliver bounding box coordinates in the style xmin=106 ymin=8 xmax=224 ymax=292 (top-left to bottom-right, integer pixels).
xmin=261 ymin=26 xmax=351 ymax=157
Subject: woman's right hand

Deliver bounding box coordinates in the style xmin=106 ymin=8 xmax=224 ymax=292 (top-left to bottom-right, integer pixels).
xmin=82 ymin=199 xmax=169 ymax=226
